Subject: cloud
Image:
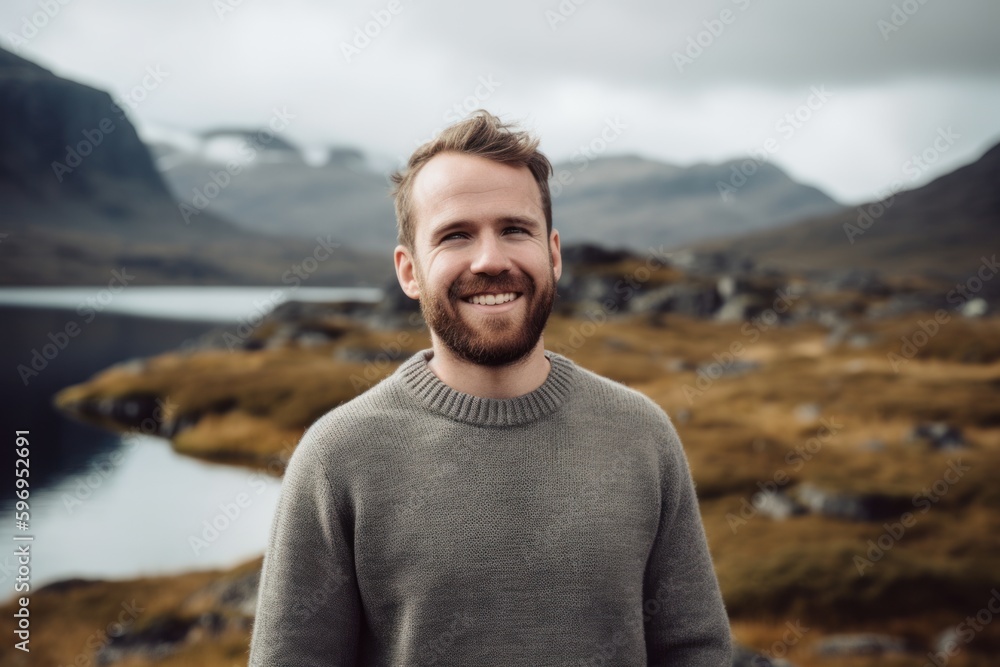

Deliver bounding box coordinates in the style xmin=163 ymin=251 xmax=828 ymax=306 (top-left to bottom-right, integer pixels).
xmin=1 ymin=0 xmax=998 ymax=202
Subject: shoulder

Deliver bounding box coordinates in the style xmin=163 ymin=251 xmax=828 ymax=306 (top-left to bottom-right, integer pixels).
xmin=289 ymin=366 xmax=413 ymax=468
xmin=555 ymin=351 xmax=687 ymax=467
xmin=559 ymin=352 xmax=676 ymax=431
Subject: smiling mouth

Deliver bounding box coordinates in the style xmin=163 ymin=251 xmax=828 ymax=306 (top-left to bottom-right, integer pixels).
xmin=462 ymin=292 xmax=522 ymax=306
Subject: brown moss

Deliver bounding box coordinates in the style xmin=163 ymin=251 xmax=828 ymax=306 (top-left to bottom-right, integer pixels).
xmin=45 ymin=311 xmax=1000 ymax=655
xmin=0 ymin=557 xmax=261 ymax=667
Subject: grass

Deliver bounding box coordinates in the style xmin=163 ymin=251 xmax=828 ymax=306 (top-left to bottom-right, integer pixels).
xmin=0 ymin=557 xmax=261 ymax=667
xmin=37 ymin=309 xmax=1000 ymax=666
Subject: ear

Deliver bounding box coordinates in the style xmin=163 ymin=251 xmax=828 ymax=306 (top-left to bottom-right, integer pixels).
xmin=394 ymin=244 xmax=421 ymax=300
xmin=549 ymin=228 xmax=562 ymax=282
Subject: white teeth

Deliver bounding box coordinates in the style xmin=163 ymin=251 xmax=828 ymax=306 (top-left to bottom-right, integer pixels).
xmin=468 ymin=292 xmax=517 ymax=305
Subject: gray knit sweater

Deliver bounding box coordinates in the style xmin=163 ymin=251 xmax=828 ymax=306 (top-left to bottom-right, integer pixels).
xmin=249 ymin=347 xmax=732 ymax=666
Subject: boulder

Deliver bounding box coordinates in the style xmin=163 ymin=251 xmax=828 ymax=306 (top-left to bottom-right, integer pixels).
xmin=960 ymin=297 xmax=988 ymax=317
xmin=696 ymin=358 xmax=760 ymax=379
xmin=559 ymin=242 xmax=634 ymax=266
xmin=630 ymin=282 xmax=722 ymax=317
xmin=813 ymin=633 xmax=907 ymax=656
xmin=905 ymin=422 xmax=966 ymax=451
xmin=715 ymin=294 xmax=767 ymax=322
xmin=756 ymin=490 xmax=807 ymax=521
xmin=793 ymin=483 xmax=910 ymax=522
xmin=731 ymin=643 xmax=798 ymax=666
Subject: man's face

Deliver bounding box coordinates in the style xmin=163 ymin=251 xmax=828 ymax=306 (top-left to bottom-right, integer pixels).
xmin=394 ymin=151 xmax=561 ymax=367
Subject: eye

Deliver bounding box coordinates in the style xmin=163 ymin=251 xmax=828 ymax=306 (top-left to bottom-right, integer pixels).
xmin=505 ymin=227 xmax=530 ymax=235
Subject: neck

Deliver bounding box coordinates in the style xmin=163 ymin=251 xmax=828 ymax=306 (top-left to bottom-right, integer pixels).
xmin=425 ymin=336 xmax=552 ymax=399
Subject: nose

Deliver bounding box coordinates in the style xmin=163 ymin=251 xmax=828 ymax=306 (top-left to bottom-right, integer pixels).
xmin=468 ymin=231 xmax=513 ymax=275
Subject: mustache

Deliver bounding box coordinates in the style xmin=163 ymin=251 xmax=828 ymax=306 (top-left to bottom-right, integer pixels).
xmin=450 ymin=277 xmax=530 ymax=300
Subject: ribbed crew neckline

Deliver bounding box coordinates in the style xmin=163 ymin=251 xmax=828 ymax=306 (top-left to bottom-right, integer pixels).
xmin=396 ymin=347 xmax=576 ymax=427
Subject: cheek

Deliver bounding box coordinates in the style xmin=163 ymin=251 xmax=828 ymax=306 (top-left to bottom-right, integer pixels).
xmin=423 ymin=265 xmax=458 ymax=296
xmin=530 ymin=254 xmax=554 ymax=279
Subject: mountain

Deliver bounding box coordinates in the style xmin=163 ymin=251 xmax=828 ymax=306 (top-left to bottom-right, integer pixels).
xmin=689 ymin=141 xmax=1000 ymax=280
xmin=0 ymin=47 xmax=385 ymax=286
xmin=548 ymin=154 xmax=842 ymax=250
xmin=157 ymin=136 xmax=397 ymax=253
xmin=154 ymin=141 xmax=842 ymax=257
xmin=1 ymin=44 xmax=844 ymax=285
xmin=0 ymin=48 xmax=235 ymax=241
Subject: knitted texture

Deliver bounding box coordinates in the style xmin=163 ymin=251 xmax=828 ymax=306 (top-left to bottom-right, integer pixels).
xmin=249 ymin=347 xmax=732 ymax=666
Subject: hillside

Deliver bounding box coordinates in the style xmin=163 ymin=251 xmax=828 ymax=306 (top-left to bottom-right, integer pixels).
xmin=550 ymin=154 xmax=842 ymax=250
xmin=154 ymin=138 xmax=842 ymax=257
xmin=0 ymin=47 xmax=386 ymax=287
xmin=690 ymin=141 xmax=1000 ymax=281
xmin=158 ymin=139 xmax=398 ymax=254
xmin=0 ymin=47 xmax=229 ymax=241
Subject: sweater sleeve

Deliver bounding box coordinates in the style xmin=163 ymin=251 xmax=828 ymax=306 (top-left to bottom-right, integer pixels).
xmin=248 ymin=430 xmax=363 ymax=667
xmin=643 ymin=417 xmax=732 ymax=666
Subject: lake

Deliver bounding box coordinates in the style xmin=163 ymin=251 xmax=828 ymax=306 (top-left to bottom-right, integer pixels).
xmin=0 ymin=285 xmax=382 ymax=322
xmin=0 ymin=286 xmax=381 ymax=593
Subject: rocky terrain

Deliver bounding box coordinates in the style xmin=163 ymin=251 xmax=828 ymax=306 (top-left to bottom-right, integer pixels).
xmin=13 ymin=246 xmax=996 ymax=667
xmin=694 ymin=140 xmax=1000 ymax=282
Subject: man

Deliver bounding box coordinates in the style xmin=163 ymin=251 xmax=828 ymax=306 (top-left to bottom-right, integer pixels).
xmin=249 ymin=110 xmax=732 ymax=665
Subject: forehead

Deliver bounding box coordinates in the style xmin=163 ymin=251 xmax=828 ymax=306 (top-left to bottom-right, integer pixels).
xmin=410 ymin=152 xmax=544 ymax=240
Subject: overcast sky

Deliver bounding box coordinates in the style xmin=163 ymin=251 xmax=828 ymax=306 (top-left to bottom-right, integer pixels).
xmin=3 ymin=0 xmax=999 ymax=204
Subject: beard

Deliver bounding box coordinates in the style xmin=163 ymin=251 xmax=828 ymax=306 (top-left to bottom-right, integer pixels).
xmin=416 ymin=260 xmax=557 ymax=368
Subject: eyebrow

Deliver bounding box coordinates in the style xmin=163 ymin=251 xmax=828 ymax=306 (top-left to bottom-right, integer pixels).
xmin=429 ymin=216 xmax=541 ymax=241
